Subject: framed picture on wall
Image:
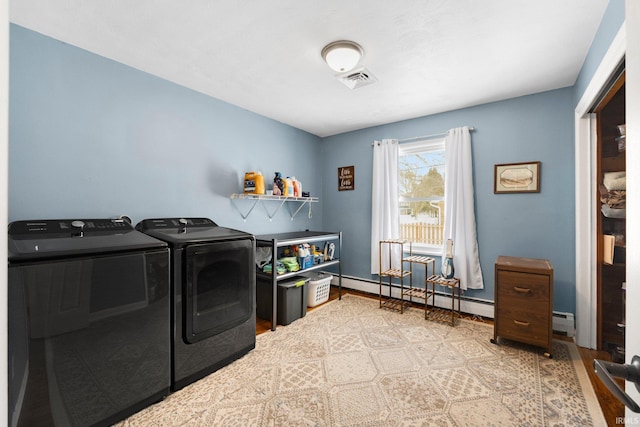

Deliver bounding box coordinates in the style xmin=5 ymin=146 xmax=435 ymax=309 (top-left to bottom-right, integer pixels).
xmin=494 ymin=161 xmax=541 ymax=193
xmin=338 ymin=166 xmax=355 ymax=191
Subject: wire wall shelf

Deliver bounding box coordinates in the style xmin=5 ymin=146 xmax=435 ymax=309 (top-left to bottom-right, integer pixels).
xmin=230 ymin=193 xmax=319 ymax=221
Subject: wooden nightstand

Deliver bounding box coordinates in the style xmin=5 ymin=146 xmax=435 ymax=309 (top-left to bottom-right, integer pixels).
xmin=491 ymin=256 xmax=554 ymax=358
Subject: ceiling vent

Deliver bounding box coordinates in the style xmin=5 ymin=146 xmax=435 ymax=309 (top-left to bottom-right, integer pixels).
xmin=337 ymin=67 xmax=377 ymax=90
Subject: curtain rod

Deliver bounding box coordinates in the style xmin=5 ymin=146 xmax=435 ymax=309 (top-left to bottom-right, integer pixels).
xmin=398 ymin=127 xmax=475 ymax=143
xmin=371 ymin=127 xmax=476 ymax=146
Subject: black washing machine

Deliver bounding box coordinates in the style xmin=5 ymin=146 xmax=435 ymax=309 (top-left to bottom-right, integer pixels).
xmin=7 ymin=218 xmax=171 ymax=427
xmin=135 ymin=218 xmax=256 ymax=391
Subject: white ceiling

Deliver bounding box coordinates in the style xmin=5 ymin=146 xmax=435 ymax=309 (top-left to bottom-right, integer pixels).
xmin=10 ymin=0 xmax=609 ymax=137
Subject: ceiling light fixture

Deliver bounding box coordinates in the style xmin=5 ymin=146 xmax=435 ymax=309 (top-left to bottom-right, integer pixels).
xmin=321 ymin=40 xmax=363 ymax=73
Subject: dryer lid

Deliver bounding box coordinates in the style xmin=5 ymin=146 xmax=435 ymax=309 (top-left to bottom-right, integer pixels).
xmin=136 ymin=218 xmax=253 ymax=246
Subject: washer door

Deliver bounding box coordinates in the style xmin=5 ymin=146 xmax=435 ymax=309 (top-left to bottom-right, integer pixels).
xmin=184 ymin=238 xmax=255 ymax=344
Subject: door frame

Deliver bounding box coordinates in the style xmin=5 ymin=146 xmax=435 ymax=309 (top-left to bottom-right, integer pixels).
xmin=574 ymin=23 xmax=626 ymax=349
xmin=624 ymin=0 xmax=640 ymax=416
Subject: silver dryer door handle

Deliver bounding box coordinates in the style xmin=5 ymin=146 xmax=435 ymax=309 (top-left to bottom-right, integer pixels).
xmin=594 ymin=355 xmax=640 ymax=413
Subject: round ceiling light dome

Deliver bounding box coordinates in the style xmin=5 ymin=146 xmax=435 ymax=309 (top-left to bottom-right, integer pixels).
xmin=321 ymin=40 xmax=363 ymax=73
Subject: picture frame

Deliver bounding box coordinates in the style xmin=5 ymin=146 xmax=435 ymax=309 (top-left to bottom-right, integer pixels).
xmin=494 ymin=161 xmax=540 ymax=194
xmin=338 ymin=165 xmax=355 ymax=191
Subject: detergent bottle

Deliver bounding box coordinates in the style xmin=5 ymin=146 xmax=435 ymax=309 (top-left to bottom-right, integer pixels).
xmin=284 ymin=177 xmax=294 ymax=197
xmin=273 ymin=172 xmax=284 ymax=196
xmin=243 ymin=172 xmax=256 ymax=194
xmin=254 ymin=171 xmax=265 ymax=194
xmin=292 ymin=177 xmax=300 ymax=197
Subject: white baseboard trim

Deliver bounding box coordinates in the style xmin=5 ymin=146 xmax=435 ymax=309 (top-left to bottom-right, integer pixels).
xmin=332 ymin=276 xmax=575 ymax=337
xmin=552 ymin=311 xmax=576 ymax=338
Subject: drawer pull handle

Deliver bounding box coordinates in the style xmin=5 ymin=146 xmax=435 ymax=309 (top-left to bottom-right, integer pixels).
xmin=513 ymin=320 xmax=531 ymax=327
xmin=513 ymin=286 xmax=531 ymax=294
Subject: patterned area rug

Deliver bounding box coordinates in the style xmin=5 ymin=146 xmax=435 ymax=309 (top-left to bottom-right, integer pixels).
xmin=116 ymin=294 xmax=606 ymax=426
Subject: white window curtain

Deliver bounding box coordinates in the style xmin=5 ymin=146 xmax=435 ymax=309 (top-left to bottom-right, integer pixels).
xmin=443 ymin=126 xmax=484 ymax=290
xmin=371 ymin=139 xmax=399 ymax=274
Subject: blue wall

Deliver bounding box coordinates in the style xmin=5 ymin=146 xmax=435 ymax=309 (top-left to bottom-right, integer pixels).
xmin=9 ymin=24 xmax=323 ymax=235
xmin=573 ymin=0 xmax=625 ymax=106
xmin=321 ymin=88 xmax=576 ymax=313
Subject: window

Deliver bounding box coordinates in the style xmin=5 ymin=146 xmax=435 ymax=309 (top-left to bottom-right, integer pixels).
xmin=398 ymin=138 xmax=445 ymax=254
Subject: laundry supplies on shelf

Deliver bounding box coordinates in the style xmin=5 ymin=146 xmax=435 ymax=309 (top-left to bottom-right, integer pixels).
xmin=243 ymin=171 xmax=265 ymax=194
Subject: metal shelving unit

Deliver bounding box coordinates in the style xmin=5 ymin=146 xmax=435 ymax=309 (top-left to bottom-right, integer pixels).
xmin=256 ymin=231 xmax=342 ymax=331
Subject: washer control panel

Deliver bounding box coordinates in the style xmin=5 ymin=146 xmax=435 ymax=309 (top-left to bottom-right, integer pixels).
xmin=9 ymin=219 xmax=133 ymax=236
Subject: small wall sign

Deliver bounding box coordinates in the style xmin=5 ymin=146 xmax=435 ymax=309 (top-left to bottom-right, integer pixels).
xmin=338 ymin=166 xmax=355 ymax=191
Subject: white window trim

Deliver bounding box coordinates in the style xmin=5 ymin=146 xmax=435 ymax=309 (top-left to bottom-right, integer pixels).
xmin=410 ymin=244 xmax=444 ymax=257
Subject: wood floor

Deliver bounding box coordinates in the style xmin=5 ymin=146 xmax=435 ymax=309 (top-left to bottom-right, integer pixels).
xmin=256 ymin=286 xmax=625 ymax=426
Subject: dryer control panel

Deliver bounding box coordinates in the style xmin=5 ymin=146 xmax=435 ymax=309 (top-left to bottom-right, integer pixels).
xmin=136 ymin=218 xmax=217 ymax=230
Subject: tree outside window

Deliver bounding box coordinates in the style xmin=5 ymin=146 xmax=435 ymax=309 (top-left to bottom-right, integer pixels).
xmin=398 ymin=138 xmax=445 ymax=253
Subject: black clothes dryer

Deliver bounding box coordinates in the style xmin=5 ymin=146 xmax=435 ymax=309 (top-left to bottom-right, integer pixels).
xmin=8 ymin=218 xmax=171 ymax=427
xmin=135 ymin=218 xmax=256 ymax=391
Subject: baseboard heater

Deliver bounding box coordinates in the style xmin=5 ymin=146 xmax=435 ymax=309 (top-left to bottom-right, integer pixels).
xmin=331 ymin=275 xmax=575 ymax=337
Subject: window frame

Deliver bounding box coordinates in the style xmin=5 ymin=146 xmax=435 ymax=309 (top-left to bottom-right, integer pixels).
xmin=398 ymin=137 xmax=445 ymax=256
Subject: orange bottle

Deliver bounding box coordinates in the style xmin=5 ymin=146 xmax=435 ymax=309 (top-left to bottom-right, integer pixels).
xmin=254 ymin=171 xmax=265 ymax=194
xmin=292 ymin=177 xmax=300 ymax=197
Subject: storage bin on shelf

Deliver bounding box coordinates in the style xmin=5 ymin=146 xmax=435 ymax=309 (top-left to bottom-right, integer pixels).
xmin=298 ymin=255 xmax=314 ymax=269
xmin=256 ymin=276 xmax=309 ymax=325
xmin=306 ymin=273 xmax=333 ymax=307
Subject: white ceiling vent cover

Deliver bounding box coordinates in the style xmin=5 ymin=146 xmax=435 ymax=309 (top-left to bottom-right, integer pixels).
xmin=337 ymin=67 xmax=377 ymax=90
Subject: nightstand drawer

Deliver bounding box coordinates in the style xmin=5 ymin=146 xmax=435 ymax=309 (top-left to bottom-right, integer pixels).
xmin=496 ymin=307 xmax=550 ymax=347
xmin=496 ymin=271 xmax=550 ymax=301
xmin=497 ymin=294 xmax=550 ymax=317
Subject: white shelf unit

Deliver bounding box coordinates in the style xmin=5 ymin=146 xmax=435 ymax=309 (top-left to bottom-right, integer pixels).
xmin=230 ymin=193 xmax=319 ymax=221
